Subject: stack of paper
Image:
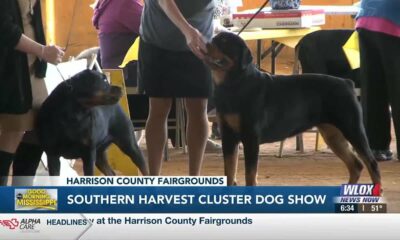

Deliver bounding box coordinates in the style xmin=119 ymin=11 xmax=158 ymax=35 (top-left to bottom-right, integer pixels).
xmin=232 ymin=8 xmax=325 ymax=29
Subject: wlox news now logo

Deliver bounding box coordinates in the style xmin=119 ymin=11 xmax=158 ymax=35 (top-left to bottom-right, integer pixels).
xmin=341 ymin=184 xmax=381 ymax=196
xmin=337 ymin=184 xmax=383 ymax=204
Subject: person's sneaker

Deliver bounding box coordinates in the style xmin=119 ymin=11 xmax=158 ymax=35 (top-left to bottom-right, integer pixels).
xmin=205 ymin=139 xmax=222 ymax=153
xmin=372 ymin=149 xmax=393 ymax=162
xmin=383 ymin=150 xmax=393 ymax=160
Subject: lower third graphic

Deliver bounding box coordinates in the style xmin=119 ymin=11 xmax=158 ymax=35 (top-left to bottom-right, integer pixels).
xmin=15 ymin=189 xmax=58 ymax=211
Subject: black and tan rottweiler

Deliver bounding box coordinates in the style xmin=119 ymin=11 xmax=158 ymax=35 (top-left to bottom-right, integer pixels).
xmin=37 ymin=70 xmax=149 ymax=176
xmin=204 ymin=32 xmax=381 ymax=186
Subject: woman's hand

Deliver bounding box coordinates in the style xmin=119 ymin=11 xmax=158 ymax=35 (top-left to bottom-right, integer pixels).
xmin=15 ymin=35 xmax=65 ymax=65
xmin=42 ymin=45 xmax=65 ymax=65
xmin=158 ymin=0 xmax=208 ymax=59
xmin=183 ymin=26 xmax=207 ymax=60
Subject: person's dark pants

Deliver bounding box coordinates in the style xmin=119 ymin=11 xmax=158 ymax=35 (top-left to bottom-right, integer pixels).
xmin=10 ymin=131 xmax=43 ymax=186
xmin=0 ymin=150 xmax=14 ymax=186
xmin=358 ymin=29 xmax=400 ymax=156
xmin=99 ymin=32 xmax=139 ymax=87
xmin=12 ymin=141 xmax=43 ymax=186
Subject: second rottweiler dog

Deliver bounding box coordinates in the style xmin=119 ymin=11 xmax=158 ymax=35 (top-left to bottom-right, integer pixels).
xmin=204 ymin=32 xmax=381 ymax=186
xmin=37 ymin=70 xmax=149 ymax=176
xmin=297 ymin=29 xmax=360 ymax=88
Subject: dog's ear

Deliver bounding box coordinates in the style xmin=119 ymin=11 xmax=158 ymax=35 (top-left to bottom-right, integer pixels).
xmin=240 ymin=46 xmax=253 ymax=70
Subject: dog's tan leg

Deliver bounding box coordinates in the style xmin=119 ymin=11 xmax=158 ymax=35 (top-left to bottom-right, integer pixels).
xmin=220 ymin=114 xmax=240 ymax=186
xmin=353 ymin=149 xmax=381 ymax=185
xmin=243 ymin=137 xmax=259 ymax=186
xmin=95 ymin=151 xmax=116 ymax=176
xmin=245 ymin=170 xmax=258 ymax=186
xmin=317 ymin=124 xmax=363 ymax=184
xmin=339 ymin=122 xmax=381 ymax=185
xmin=224 ymin=144 xmax=239 ymax=186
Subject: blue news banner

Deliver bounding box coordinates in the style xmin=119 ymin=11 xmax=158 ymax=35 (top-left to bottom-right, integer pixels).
xmin=0 ymin=186 xmax=341 ymax=213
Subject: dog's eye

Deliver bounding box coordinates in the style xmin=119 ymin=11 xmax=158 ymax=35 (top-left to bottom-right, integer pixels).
xmin=214 ymin=58 xmax=227 ymax=67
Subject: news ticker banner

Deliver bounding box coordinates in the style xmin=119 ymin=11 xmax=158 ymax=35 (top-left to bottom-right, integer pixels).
xmin=0 ymin=177 xmax=387 ymax=214
xmin=1 ymin=214 xmax=399 ymax=240
xmin=10 ymin=176 xmax=228 ymax=186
